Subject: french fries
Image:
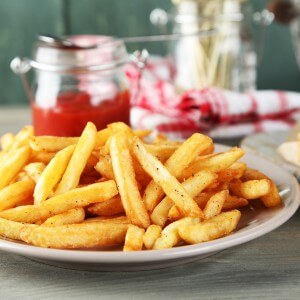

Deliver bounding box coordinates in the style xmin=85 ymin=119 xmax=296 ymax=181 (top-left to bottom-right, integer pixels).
xmin=123 ymin=225 xmax=145 ymax=251
xmin=178 ymin=210 xmax=241 ymax=244
xmin=34 ymin=145 xmax=75 ymax=204
xmin=43 ymin=208 xmax=85 ymax=226
xmin=55 ymin=122 xmax=97 ymax=195
xmin=0 ymin=180 xmax=34 ymax=212
xmin=0 ymin=122 xmax=282 ymax=251
xmin=110 ymin=132 xmax=150 ymax=228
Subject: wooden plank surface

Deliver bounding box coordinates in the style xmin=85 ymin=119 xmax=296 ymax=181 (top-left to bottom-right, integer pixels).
xmin=0 ymin=107 xmax=299 ymax=300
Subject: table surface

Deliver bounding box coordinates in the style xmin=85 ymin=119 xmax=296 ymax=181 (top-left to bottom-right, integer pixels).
xmin=0 ymin=107 xmax=299 ymax=300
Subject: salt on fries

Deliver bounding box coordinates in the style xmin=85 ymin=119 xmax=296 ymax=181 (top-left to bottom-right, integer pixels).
xmin=0 ymin=122 xmax=281 ymax=251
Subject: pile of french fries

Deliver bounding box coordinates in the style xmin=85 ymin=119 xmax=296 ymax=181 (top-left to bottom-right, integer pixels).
xmin=0 ymin=122 xmax=281 ymax=251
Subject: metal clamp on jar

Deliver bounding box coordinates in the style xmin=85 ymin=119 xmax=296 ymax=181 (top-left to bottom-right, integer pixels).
xmin=11 ymin=35 xmax=148 ymax=136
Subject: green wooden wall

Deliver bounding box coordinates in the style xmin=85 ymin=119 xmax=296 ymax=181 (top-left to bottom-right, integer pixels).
xmin=0 ymin=0 xmax=299 ymax=106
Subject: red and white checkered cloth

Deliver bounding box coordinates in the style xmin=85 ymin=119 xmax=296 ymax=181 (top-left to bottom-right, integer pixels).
xmin=126 ymin=57 xmax=300 ymax=138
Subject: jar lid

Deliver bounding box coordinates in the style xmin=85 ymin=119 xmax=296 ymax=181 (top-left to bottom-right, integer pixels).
xmin=26 ymin=35 xmax=128 ymax=73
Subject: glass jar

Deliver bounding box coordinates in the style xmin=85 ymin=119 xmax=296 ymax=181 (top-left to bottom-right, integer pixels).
xmin=11 ymin=35 xmax=138 ymax=136
xmin=151 ymin=0 xmax=273 ymax=93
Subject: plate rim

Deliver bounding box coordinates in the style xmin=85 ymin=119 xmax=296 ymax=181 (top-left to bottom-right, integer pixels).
xmin=0 ymin=143 xmax=299 ymax=264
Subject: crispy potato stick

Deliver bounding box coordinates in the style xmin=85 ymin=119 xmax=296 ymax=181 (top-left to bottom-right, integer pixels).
xmin=222 ymin=195 xmax=248 ymax=211
xmin=241 ymin=169 xmax=281 ymax=207
xmin=179 ymin=210 xmax=241 ymax=244
xmin=110 ymin=132 xmax=150 ymax=228
xmin=195 ymin=192 xmax=248 ymax=210
xmin=229 ymin=179 xmax=271 ymax=200
xmin=15 ymin=171 xmax=32 ymax=183
xmin=0 ymin=180 xmax=118 ymax=223
xmin=144 ymin=144 xmax=180 ymax=162
xmin=0 ymin=133 xmax=14 ymax=150
xmin=95 ymin=128 xmax=113 ymax=148
xmin=143 ymin=225 xmax=162 ymax=250
xmin=142 ymin=133 xmax=213 ymax=212
xmin=20 ymin=222 xmax=128 ymax=249
xmin=108 ymin=122 xmax=135 ymax=137
xmin=216 ymin=162 xmax=247 ymax=183
xmin=133 ymin=138 xmax=205 ymax=218
xmin=153 ymin=218 xmax=200 ymax=250
xmin=0 ymin=217 xmax=36 ymax=241
xmin=180 ymin=148 xmax=245 ymax=180
xmin=7 ymin=126 xmax=34 ymax=152
xmin=34 ymin=145 xmax=76 ymax=204
xmin=167 ymin=206 xmax=182 ymax=222
xmin=24 ymin=162 xmax=46 ymax=183
xmin=43 ymin=208 xmax=85 ymax=226
xmin=123 ymin=225 xmax=145 ymax=251
xmin=30 ymin=151 xmax=56 ymax=164
xmin=95 ymin=155 xmax=115 ymax=179
xmin=151 ymin=170 xmax=216 ymax=226
xmin=0 ymin=146 xmax=31 ymax=190
xmin=0 ymin=180 xmax=34 ymax=212
xmin=87 ymin=196 xmax=124 ymax=216
xmin=55 ymin=122 xmax=97 ymax=195
xmin=29 ymin=136 xmax=78 ymax=152
xmin=203 ymin=190 xmax=228 ymax=219
xmin=83 ymin=216 xmax=129 ymax=224
xmin=95 ymin=154 xmax=151 ymax=187
xmin=133 ymin=129 xmax=152 ymax=138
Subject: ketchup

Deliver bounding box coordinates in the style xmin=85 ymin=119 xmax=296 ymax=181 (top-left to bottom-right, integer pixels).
xmin=32 ymin=90 xmax=130 ymax=136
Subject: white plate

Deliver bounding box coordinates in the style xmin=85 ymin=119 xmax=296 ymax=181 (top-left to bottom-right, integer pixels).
xmin=0 ymin=144 xmax=299 ymax=271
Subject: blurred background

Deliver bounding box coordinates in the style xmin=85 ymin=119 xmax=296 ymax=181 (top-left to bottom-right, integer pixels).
xmin=0 ymin=0 xmax=300 ymax=106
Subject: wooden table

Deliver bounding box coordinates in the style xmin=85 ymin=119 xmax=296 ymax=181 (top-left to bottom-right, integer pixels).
xmin=0 ymin=107 xmax=299 ymax=300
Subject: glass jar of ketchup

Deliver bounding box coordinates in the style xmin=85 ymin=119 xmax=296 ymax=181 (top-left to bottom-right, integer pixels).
xmin=11 ymin=35 xmax=147 ymax=136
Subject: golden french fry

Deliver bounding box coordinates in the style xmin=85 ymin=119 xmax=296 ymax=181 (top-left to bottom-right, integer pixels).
xmin=95 ymin=128 xmax=113 ymax=148
xmin=24 ymin=162 xmax=46 ymax=183
xmin=194 ymin=192 xmax=249 ymax=211
xmin=43 ymin=208 xmax=85 ymax=226
xmin=143 ymin=225 xmax=162 ymax=250
xmin=87 ymin=196 xmax=124 ymax=216
xmin=110 ymin=132 xmax=150 ymax=228
xmin=30 ymin=150 xmax=56 ymax=164
xmin=0 ymin=180 xmax=118 ymax=223
xmin=0 ymin=217 xmax=36 ymax=241
xmin=83 ymin=215 xmax=129 ymax=224
xmin=29 ymin=136 xmax=78 ymax=152
xmin=167 ymin=206 xmax=182 ymax=222
xmin=203 ymin=190 xmax=228 ymax=219
xmin=180 ymin=147 xmax=245 ymax=180
xmin=0 ymin=133 xmax=14 ymax=150
xmin=20 ymin=222 xmax=128 ymax=249
xmin=153 ymin=217 xmax=200 ymax=250
xmin=0 ymin=146 xmax=31 ymax=190
xmin=133 ymin=129 xmax=152 ymax=138
xmin=216 ymin=162 xmax=247 ymax=183
xmin=143 ymin=144 xmax=180 ymax=162
xmin=95 ymin=155 xmax=115 ymax=179
xmin=133 ymin=137 xmax=205 ymax=218
xmin=55 ymin=122 xmax=97 ymax=195
xmin=108 ymin=122 xmax=134 ymax=137
xmin=229 ymin=179 xmax=271 ymax=200
xmin=0 ymin=180 xmax=34 ymax=212
xmin=123 ymin=225 xmax=145 ymax=251
xmin=14 ymin=171 xmax=32 ymax=183
xmin=179 ymin=210 xmax=241 ymax=244
xmin=34 ymin=145 xmax=76 ymax=204
xmin=142 ymin=133 xmax=213 ymax=212
xmin=222 ymin=195 xmax=248 ymax=211
xmin=7 ymin=126 xmax=34 ymax=152
xmin=151 ymin=170 xmax=217 ymax=226
xmin=241 ymin=169 xmax=281 ymax=207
